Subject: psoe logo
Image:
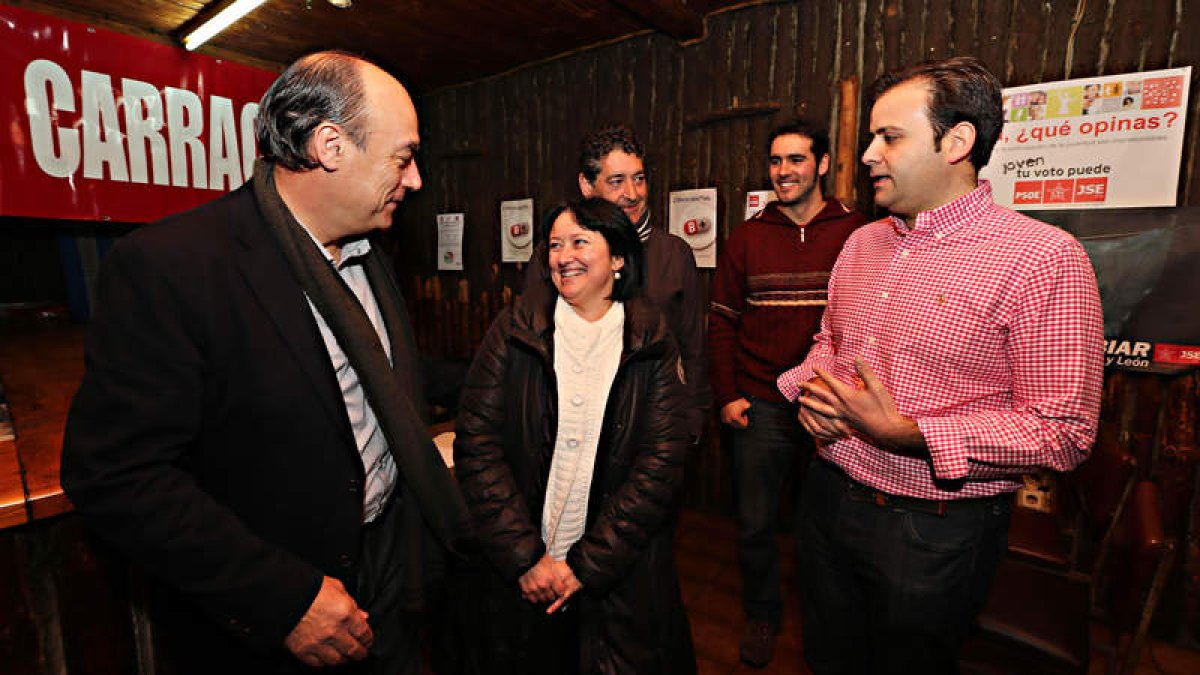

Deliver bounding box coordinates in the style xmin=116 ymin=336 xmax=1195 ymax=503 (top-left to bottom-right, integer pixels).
xmin=1013 ymin=180 xmax=1044 ymax=204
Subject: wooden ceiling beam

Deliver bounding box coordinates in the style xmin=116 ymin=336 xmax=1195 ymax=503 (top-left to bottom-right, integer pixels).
xmin=610 ymin=0 xmax=704 ymax=41
xmin=9 ymin=0 xmax=283 ymax=72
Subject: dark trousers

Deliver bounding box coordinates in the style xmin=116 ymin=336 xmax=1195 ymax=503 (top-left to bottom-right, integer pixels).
xmin=731 ymin=396 xmax=812 ymax=625
xmin=355 ymin=493 xmax=421 ymax=675
xmin=797 ymin=458 xmax=1010 ymax=675
xmin=154 ymin=493 xmax=419 ymax=675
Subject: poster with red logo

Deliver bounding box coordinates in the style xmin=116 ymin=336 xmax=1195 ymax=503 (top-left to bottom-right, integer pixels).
xmin=980 ymin=67 xmax=1190 ymax=210
xmin=744 ymin=190 xmax=775 ymax=220
xmin=0 ymin=5 xmax=277 ymax=222
xmin=500 ymin=198 xmax=534 ymax=262
xmin=669 ymin=188 xmax=717 ymax=268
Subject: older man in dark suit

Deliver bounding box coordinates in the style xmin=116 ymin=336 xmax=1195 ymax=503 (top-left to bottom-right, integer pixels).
xmin=61 ymin=51 xmax=470 ymax=674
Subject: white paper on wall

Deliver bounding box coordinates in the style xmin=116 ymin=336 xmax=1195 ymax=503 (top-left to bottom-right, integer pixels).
xmin=668 ymin=188 xmax=718 ymax=268
xmin=436 ymin=212 xmax=464 ymax=271
xmin=500 ymin=198 xmax=534 ymax=263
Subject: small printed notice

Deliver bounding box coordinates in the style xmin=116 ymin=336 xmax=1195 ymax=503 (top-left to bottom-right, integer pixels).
xmin=744 ymin=190 xmax=776 ymax=221
xmin=436 ymin=213 xmax=464 ymax=271
xmin=980 ymin=67 xmax=1190 ymax=210
xmin=500 ymin=198 xmax=535 ymax=263
xmin=669 ymin=188 xmax=718 ymax=268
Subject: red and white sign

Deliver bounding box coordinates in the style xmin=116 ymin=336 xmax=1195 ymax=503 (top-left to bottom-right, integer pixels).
xmin=981 ymin=67 xmax=1191 ymax=210
xmin=1153 ymin=343 xmax=1200 ymax=366
xmin=1010 ymin=177 xmax=1110 ymax=205
xmin=743 ymin=189 xmax=775 ymax=220
xmin=1012 ymin=181 xmax=1044 ymax=205
xmin=1074 ymin=177 xmax=1108 ymax=203
xmin=0 ymin=5 xmax=277 ymax=222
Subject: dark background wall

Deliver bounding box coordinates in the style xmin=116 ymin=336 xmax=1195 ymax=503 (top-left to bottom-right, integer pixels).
xmin=390 ymin=0 xmax=1200 ymax=645
xmin=0 ymin=223 xmax=67 ymax=305
xmin=396 ymin=0 xmax=1200 ymax=338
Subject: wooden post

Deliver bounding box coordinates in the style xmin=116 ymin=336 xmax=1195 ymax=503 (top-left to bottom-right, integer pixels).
xmin=835 ymin=76 xmax=859 ymax=205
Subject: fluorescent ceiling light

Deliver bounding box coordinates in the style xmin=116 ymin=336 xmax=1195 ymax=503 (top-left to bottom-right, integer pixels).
xmin=183 ymin=0 xmax=267 ymax=51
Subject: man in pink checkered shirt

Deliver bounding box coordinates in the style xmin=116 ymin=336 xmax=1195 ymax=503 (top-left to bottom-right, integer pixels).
xmin=776 ymin=57 xmax=1104 ymax=674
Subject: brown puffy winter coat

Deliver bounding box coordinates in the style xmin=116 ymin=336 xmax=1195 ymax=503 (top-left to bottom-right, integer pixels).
xmin=453 ymin=283 xmax=696 ymax=675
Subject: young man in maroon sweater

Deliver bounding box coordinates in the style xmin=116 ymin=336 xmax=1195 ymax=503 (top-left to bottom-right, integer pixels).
xmin=709 ymin=119 xmax=868 ymax=667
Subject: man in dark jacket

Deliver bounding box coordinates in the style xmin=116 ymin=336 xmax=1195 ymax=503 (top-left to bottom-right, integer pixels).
xmin=61 ymin=51 xmax=471 ymax=674
xmin=709 ymin=119 xmax=867 ymax=667
xmin=525 ymin=126 xmax=710 ymax=440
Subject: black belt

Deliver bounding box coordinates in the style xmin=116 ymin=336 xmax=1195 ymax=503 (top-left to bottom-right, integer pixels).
xmin=820 ymin=459 xmax=1008 ymax=517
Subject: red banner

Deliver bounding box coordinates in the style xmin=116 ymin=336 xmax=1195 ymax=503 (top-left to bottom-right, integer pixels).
xmin=0 ymin=5 xmax=277 ymax=222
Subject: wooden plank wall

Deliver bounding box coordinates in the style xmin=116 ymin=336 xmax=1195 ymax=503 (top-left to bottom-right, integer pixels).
xmin=395 ymin=0 xmax=1200 ymax=645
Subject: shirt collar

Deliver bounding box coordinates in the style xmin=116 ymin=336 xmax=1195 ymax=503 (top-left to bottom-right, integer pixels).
xmin=338 ymin=237 xmax=373 ymax=265
xmin=889 ymin=180 xmax=994 ymax=239
xmin=296 ymin=219 xmax=372 ymax=269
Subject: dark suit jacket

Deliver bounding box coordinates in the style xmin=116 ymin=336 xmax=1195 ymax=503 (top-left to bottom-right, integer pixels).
xmin=61 ymin=182 xmax=427 ymax=671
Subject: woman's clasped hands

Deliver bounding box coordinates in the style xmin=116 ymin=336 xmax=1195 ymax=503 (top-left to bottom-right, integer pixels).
xmin=518 ymin=553 xmax=583 ymax=614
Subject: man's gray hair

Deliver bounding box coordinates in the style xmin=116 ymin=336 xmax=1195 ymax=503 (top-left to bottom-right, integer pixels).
xmin=255 ymin=51 xmax=370 ymax=170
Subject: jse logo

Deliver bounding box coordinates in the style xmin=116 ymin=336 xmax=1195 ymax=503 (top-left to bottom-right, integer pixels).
xmin=1074 ymin=177 xmax=1108 ymax=202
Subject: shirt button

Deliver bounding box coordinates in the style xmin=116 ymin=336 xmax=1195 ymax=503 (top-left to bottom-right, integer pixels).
xmin=881 ymin=291 xmax=889 ymax=299
xmin=900 ymin=250 xmax=910 ymax=257
xmin=571 ymin=395 xmax=584 ymax=406
xmin=337 ymin=553 xmax=354 ymax=569
xmin=567 ymin=438 xmax=580 ymax=448
xmin=867 ymin=336 xmax=877 ymax=344
xmin=572 ymin=364 xmax=584 ymax=374
xmin=934 ymin=233 xmax=944 ymax=240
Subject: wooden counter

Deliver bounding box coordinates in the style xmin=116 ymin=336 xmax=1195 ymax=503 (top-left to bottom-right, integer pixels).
xmin=0 ymin=433 xmax=26 ymax=529
xmin=0 ymin=317 xmax=85 ymax=529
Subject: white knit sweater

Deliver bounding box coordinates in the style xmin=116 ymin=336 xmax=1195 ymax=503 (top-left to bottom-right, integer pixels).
xmin=542 ymin=297 xmax=624 ymax=560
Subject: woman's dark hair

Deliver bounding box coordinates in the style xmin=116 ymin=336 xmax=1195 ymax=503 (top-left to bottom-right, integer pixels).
xmin=540 ymin=197 xmax=645 ymax=301
xmin=870 ymin=56 xmax=1003 ymax=170
xmin=255 ymin=50 xmax=371 ymax=171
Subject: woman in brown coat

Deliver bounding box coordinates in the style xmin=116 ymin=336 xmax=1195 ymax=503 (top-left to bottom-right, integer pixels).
xmin=453 ymin=198 xmax=695 ymax=674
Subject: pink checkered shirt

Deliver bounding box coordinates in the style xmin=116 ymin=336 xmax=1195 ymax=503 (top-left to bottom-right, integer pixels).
xmin=777 ymin=182 xmax=1103 ymax=500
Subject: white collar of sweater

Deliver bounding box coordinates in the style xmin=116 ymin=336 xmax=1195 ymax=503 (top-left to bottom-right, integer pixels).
xmin=553 ymin=296 xmax=624 ymax=358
